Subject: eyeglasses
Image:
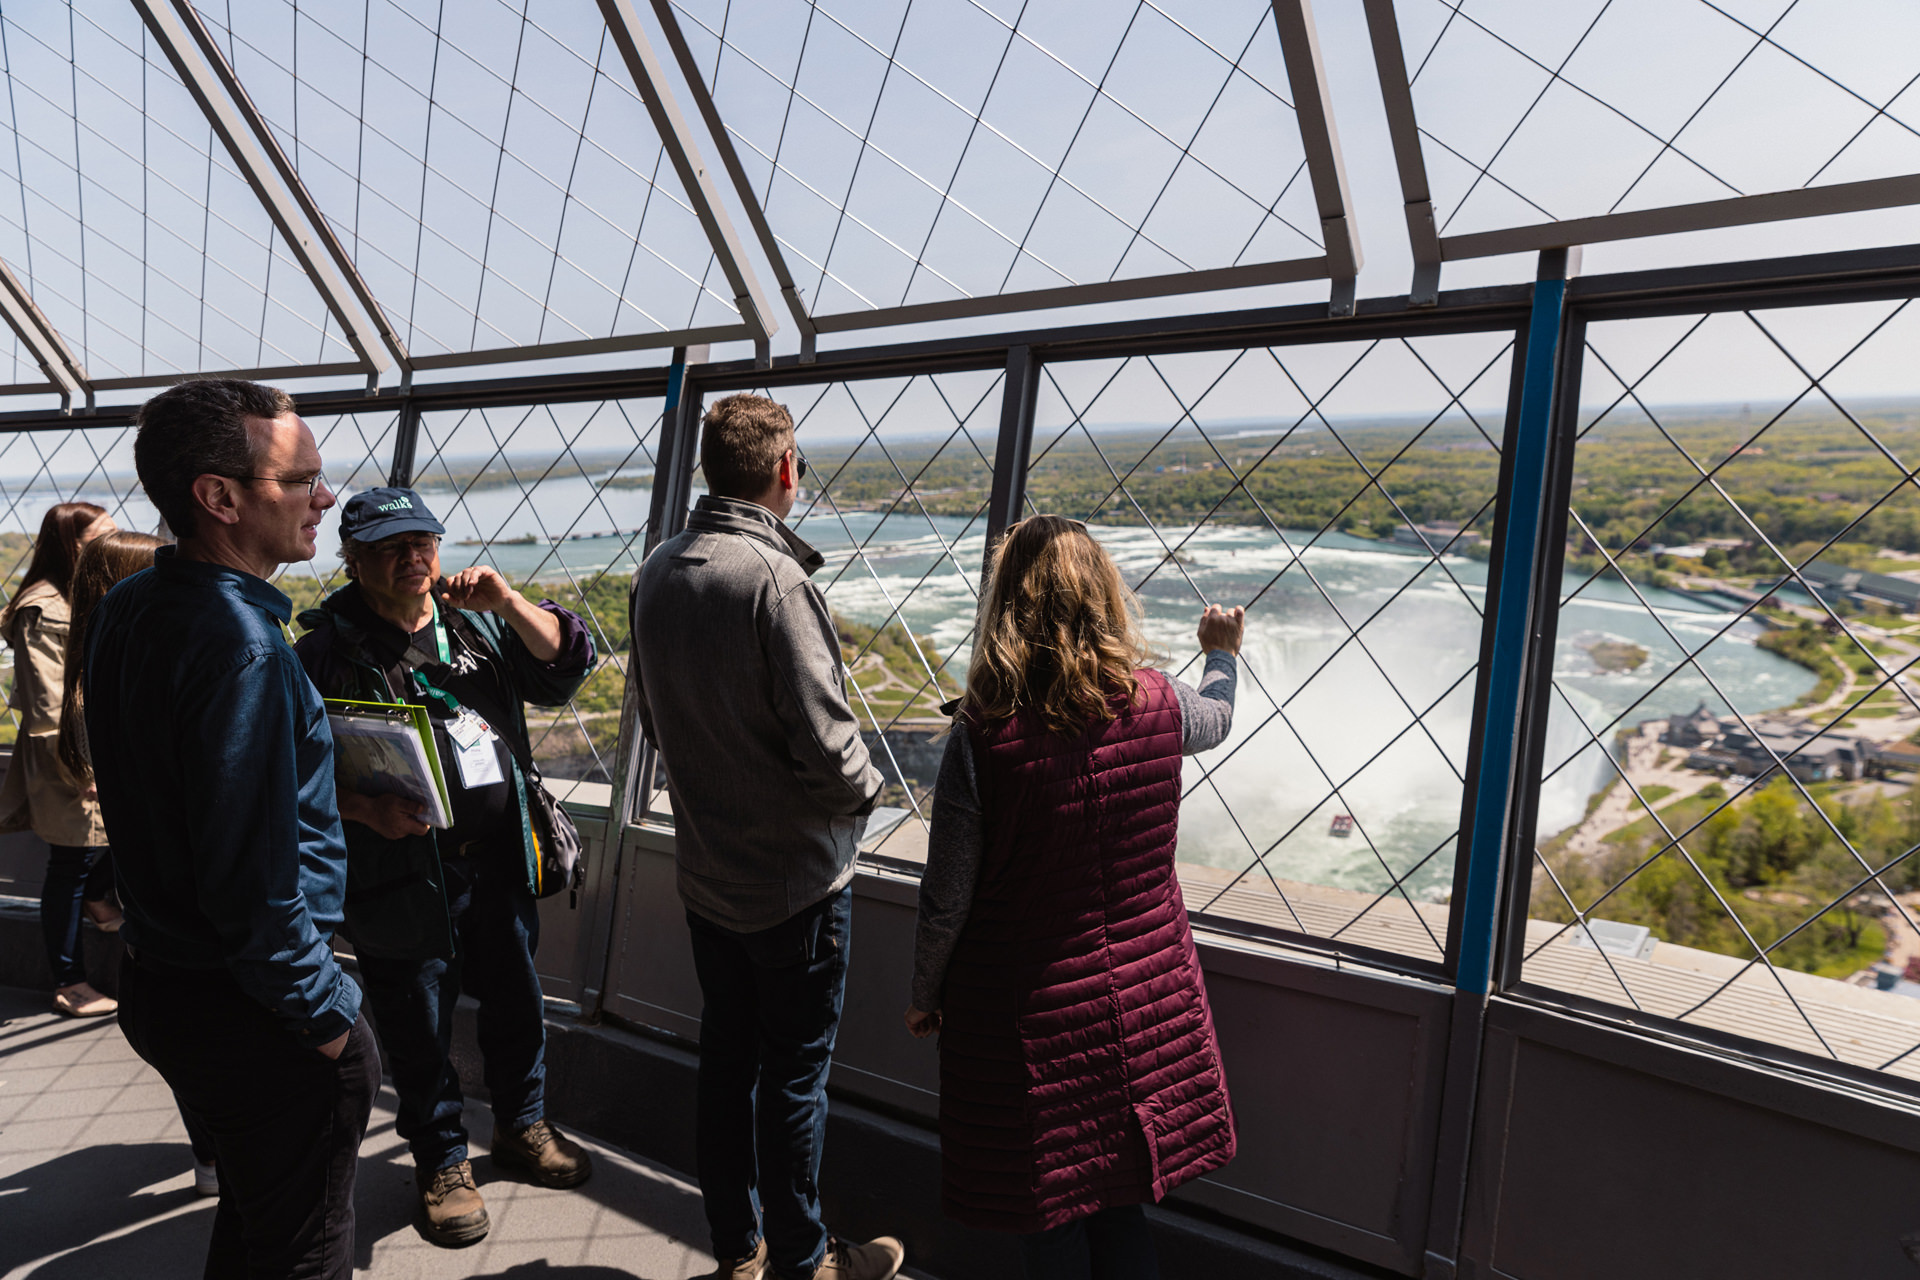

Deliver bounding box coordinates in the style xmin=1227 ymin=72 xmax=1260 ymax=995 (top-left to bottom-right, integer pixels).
xmin=365 ymin=535 xmax=441 ymax=560
xmin=224 ymin=472 xmax=329 ymax=496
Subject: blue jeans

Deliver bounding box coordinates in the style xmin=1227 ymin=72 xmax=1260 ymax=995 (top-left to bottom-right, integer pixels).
xmin=42 ymin=844 xmax=112 ymax=988
xmin=1019 ymin=1205 xmax=1160 ymax=1280
xmin=686 ymin=886 xmax=852 ymax=1280
xmin=356 ymin=854 xmax=546 ymax=1172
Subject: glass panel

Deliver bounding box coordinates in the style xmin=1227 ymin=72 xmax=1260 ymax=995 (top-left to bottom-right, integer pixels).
xmin=1026 ymin=336 xmax=1516 ymax=966
xmin=1394 ymin=0 xmax=1920 ymax=238
xmin=0 ymin=2 xmax=357 ymax=379
xmin=191 ymin=0 xmax=738 ymax=360
xmin=409 ymin=398 xmax=664 ymax=789
xmin=1521 ymin=298 xmax=1920 ymax=1081
xmin=668 ymin=0 xmax=1321 ymax=317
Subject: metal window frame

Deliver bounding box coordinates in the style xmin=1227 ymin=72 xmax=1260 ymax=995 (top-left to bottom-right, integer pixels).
xmin=2 ymin=242 xmax=1918 ymax=1002
xmin=1360 ymin=0 xmax=1920 ymax=303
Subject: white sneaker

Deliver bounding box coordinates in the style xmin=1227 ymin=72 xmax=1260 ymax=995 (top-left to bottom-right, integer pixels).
xmin=194 ymin=1161 xmax=219 ymax=1198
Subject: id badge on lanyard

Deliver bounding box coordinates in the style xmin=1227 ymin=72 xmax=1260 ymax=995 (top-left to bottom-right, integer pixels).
xmin=415 ymin=605 xmax=504 ymax=790
xmin=446 ymin=707 xmax=505 ymax=788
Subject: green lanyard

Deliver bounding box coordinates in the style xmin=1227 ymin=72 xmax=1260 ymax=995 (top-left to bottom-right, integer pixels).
xmin=408 ymin=602 xmax=462 ymax=715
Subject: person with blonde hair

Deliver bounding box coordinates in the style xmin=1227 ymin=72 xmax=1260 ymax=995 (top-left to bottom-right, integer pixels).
xmin=0 ymin=500 xmax=118 ymax=1016
xmin=58 ymin=530 xmax=165 ymax=781
xmin=906 ymin=514 xmax=1245 ymax=1280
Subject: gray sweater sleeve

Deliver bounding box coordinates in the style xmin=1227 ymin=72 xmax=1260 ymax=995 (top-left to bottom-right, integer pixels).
xmin=911 ymin=729 xmax=982 ymax=1012
xmin=1175 ymin=649 xmax=1238 ymax=754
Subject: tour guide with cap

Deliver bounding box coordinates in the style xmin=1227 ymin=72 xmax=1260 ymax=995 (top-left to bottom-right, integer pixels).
xmin=292 ymin=486 xmax=597 ymax=1246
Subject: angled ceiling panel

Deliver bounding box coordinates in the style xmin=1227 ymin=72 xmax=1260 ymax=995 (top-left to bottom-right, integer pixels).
xmin=666 ymin=0 xmax=1332 ymax=324
xmin=1379 ymin=0 xmax=1920 ymax=256
xmin=190 ymin=0 xmax=746 ymax=363
xmin=0 ymin=1 xmax=358 ymax=382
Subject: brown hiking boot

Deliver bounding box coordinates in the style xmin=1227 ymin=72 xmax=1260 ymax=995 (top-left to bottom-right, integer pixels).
xmin=491 ymin=1118 xmax=593 ymax=1188
xmin=811 ymin=1236 xmax=905 ymax=1280
xmin=711 ymin=1237 xmax=768 ymax=1279
xmin=418 ymin=1159 xmax=489 ymax=1247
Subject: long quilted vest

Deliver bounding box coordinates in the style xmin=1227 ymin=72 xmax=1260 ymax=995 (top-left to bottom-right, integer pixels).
xmin=938 ymin=668 xmax=1236 ymax=1233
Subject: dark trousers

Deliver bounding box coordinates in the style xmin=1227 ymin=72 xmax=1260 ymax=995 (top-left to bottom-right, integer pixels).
xmin=1019 ymin=1205 xmax=1160 ymax=1280
xmin=118 ymin=953 xmax=379 ymax=1280
xmin=686 ymin=886 xmax=852 ymax=1280
xmin=356 ymin=854 xmax=546 ymax=1172
xmin=41 ymin=843 xmax=112 ymax=987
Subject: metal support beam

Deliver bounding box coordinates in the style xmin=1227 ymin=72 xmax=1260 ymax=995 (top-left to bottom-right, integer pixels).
xmin=0 ymin=256 xmax=87 ymax=407
xmin=1271 ymin=0 xmax=1363 ymax=317
xmin=388 ymin=398 xmax=423 ymax=487
xmin=1441 ymin=172 xmax=1920 ymax=262
xmin=597 ymin=0 xmax=779 ymax=349
xmin=982 ymin=345 xmax=1040 ymax=570
xmin=648 ymin=0 xmax=820 ymax=358
xmin=1361 ymin=0 xmax=1443 ymax=305
xmin=165 ymin=0 xmax=411 ymax=378
xmin=137 ymin=0 xmax=394 ymax=386
xmin=812 ymin=257 xmax=1333 ymax=334
xmin=1421 ymin=248 xmax=1577 ymax=1280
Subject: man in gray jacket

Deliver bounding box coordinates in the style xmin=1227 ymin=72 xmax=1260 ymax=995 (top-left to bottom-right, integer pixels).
xmin=630 ymin=393 xmax=903 ymax=1280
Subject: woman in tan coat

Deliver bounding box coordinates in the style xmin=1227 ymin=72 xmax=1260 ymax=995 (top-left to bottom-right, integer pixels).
xmin=0 ymin=501 xmax=117 ymax=1015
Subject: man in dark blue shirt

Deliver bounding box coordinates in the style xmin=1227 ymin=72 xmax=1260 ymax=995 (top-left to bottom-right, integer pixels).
xmin=86 ymin=378 xmax=379 ymax=1280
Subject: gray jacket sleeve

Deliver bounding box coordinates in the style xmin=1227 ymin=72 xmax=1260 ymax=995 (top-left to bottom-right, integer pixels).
xmin=765 ymin=581 xmax=883 ymax=816
xmin=911 ymin=729 xmax=982 ymax=1011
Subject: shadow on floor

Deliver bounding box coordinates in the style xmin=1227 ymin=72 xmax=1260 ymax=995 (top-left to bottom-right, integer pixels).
xmin=0 ymin=1142 xmax=213 ymax=1276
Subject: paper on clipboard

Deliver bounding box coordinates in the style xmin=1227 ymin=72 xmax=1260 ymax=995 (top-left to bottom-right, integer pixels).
xmin=325 ymin=698 xmax=454 ymax=829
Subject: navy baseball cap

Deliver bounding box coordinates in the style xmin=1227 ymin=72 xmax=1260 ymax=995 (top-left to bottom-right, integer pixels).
xmin=339 ymin=487 xmax=446 ymax=542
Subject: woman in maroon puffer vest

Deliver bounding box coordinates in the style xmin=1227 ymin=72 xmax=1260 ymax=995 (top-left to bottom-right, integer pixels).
xmin=905 ymin=514 xmax=1244 ymax=1280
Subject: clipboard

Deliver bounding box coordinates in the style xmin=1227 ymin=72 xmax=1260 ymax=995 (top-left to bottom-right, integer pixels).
xmin=325 ymin=697 xmax=454 ymax=829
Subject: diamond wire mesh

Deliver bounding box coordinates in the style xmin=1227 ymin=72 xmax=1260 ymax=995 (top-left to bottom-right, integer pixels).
xmin=0 ymin=2 xmax=357 ymax=381
xmin=666 ymin=372 xmax=1003 ymax=855
xmin=190 ymin=0 xmax=739 ymax=361
xmin=1392 ymin=0 xmax=1920 ymax=237
xmin=1521 ymin=296 xmax=1920 ymax=1081
xmin=1022 ymin=335 xmax=1515 ymax=964
xmin=408 ymin=397 xmax=665 ymax=784
xmin=669 ymin=0 xmax=1323 ymax=317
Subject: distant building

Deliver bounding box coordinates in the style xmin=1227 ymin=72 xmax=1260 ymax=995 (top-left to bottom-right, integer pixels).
xmin=1682 ymin=714 xmax=1864 ymax=782
xmin=1869 ymin=740 xmax=1920 ymax=776
xmin=1796 ymin=562 xmax=1920 ymax=614
xmin=1664 ymin=701 xmax=1722 ymax=748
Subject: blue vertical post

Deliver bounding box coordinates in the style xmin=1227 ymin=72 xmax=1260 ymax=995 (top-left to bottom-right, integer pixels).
xmin=1421 ymin=248 xmax=1575 ymax=1280
xmin=1456 ymin=249 xmax=1573 ymax=995
xmin=644 ymin=344 xmax=706 ymax=558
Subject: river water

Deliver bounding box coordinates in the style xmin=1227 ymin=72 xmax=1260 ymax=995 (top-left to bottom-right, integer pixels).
xmin=19 ymin=472 xmax=1815 ymax=902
